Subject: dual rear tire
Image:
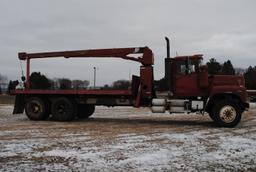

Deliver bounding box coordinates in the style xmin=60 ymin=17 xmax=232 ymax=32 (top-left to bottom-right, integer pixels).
xmin=25 ymin=97 xmax=95 ymax=121
xmin=77 ymin=104 xmax=95 ymax=119
xmin=51 ymin=97 xmax=77 ymax=121
xmin=25 ymin=97 xmax=49 ymax=121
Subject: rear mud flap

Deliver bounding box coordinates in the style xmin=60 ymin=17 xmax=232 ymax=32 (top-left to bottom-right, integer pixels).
xmin=13 ymin=95 xmax=25 ymax=114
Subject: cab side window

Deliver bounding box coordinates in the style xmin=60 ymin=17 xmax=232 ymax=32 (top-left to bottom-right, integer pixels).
xmin=176 ymin=60 xmax=187 ymax=75
xmin=176 ymin=58 xmax=199 ymax=75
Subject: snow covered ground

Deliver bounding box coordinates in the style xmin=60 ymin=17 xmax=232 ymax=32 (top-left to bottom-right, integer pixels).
xmin=0 ymin=105 xmax=256 ymax=171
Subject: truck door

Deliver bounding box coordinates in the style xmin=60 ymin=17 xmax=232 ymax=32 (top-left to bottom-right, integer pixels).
xmin=174 ymin=57 xmax=200 ymax=97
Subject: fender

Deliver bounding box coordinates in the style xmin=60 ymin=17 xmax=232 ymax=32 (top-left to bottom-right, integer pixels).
xmin=206 ymin=87 xmax=250 ymax=113
xmin=209 ymin=85 xmax=248 ymax=103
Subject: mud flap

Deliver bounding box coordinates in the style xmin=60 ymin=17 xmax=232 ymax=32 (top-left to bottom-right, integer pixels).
xmin=13 ymin=95 xmax=25 ymax=114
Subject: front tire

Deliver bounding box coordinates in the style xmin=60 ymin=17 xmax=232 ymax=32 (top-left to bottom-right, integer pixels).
xmin=51 ymin=97 xmax=76 ymax=121
xmin=208 ymin=112 xmax=216 ymax=121
xmin=25 ymin=97 xmax=49 ymax=121
xmin=211 ymin=100 xmax=242 ymax=127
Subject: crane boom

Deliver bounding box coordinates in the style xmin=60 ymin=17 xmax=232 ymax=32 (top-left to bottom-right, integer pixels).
xmin=18 ymin=47 xmax=154 ymax=66
xmin=18 ymin=47 xmax=154 ymax=90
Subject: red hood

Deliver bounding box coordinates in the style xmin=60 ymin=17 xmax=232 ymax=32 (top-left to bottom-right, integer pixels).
xmin=210 ymin=75 xmax=245 ymax=87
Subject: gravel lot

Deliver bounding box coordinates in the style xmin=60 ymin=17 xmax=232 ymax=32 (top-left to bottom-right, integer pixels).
xmin=0 ymin=105 xmax=256 ymax=171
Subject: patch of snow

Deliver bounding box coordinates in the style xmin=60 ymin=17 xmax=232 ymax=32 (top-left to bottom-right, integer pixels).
xmin=0 ymin=106 xmax=256 ymax=171
xmin=249 ymin=103 xmax=256 ymax=109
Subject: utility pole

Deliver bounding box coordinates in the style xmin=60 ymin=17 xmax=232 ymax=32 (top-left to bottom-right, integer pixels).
xmin=129 ymin=68 xmax=131 ymax=81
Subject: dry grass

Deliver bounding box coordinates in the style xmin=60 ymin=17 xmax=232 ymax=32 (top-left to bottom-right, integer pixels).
xmin=0 ymin=95 xmax=14 ymax=104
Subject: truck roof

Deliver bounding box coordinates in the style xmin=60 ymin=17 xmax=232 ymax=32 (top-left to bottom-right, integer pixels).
xmin=174 ymin=54 xmax=203 ymax=60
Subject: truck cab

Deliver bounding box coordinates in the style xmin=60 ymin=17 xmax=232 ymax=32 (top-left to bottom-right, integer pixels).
xmin=152 ymin=37 xmax=249 ymax=127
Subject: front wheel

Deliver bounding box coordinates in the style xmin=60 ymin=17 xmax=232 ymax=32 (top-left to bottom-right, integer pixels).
xmin=208 ymin=111 xmax=216 ymax=121
xmin=211 ymin=100 xmax=242 ymax=127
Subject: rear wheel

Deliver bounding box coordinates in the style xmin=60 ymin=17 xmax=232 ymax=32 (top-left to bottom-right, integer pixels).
xmin=25 ymin=97 xmax=49 ymax=120
xmin=211 ymin=100 xmax=242 ymax=127
xmin=77 ymin=104 xmax=95 ymax=119
xmin=51 ymin=97 xmax=76 ymax=121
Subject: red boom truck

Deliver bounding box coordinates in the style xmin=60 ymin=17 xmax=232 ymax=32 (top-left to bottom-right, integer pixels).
xmin=11 ymin=38 xmax=249 ymax=127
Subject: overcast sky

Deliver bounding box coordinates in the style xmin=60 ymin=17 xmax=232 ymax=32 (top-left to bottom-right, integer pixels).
xmin=0 ymin=0 xmax=255 ymax=86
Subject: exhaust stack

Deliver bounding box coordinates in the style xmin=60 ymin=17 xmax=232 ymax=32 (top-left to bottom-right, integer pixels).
xmin=164 ymin=37 xmax=172 ymax=92
xmin=165 ymin=37 xmax=170 ymax=58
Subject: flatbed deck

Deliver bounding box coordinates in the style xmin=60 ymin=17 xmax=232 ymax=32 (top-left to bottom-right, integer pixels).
xmin=12 ymin=89 xmax=133 ymax=96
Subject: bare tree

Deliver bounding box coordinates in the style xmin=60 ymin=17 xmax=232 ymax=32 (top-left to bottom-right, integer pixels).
xmin=72 ymin=80 xmax=90 ymax=89
xmin=112 ymin=80 xmax=131 ymax=90
xmin=0 ymin=74 xmax=8 ymax=94
xmin=58 ymin=78 xmax=72 ymax=89
xmin=30 ymin=72 xmax=51 ymax=89
xmin=0 ymin=74 xmax=7 ymax=83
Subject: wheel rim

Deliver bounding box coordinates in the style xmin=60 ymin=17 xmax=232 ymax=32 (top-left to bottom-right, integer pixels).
xmin=219 ymin=105 xmax=237 ymax=123
xmin=57 ymin=104 xmax=67 ymax=115
xmin=28 ymin=101 xmax=42 ymax=115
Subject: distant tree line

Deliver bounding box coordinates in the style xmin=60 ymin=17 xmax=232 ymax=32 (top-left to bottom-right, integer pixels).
xmin=28 ymin=72 xmax=90 ymax=90
xmin=0 ymin=74 xmax=8 ymax=94
xmin=244 ymin=66 xmax=256 ymax=90
xmin=26 ymin=72 xmax=131 ymax=90
xmin=207 ymin=58 xmax=256 ymax=89
xmin=103 ymin=80 xmax=131 ymax=90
